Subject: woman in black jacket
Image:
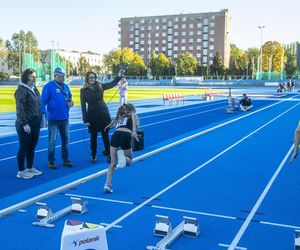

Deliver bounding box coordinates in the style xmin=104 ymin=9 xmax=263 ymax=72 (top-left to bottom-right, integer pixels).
xmin=15 ymin=68 xmax=43 ymax=179
xmin=80 ymin=71 xmax=123 ymax=163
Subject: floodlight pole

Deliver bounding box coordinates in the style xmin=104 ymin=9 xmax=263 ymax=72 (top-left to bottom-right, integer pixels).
xmin=258 ymin=25 xmax=265 ymax=74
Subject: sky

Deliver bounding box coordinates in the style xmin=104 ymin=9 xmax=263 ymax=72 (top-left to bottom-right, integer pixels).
xmin=1 ymin=0 xmax=299 ymax=55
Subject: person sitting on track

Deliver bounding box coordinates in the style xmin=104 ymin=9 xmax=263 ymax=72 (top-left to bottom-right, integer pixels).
xmin=103 ymin=103 xmax=139 ymax=193
xmin=239 ymin=93 xmax=253 ymax=112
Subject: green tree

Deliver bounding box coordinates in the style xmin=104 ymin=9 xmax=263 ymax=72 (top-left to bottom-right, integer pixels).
xmin=245 ymin=47 xmax=259 ymax=77
xmin=177 ymin=52 xmax=197 ymax=76
xmin=5 ymin=30 xmax=40 ymax=75
xmin=284 ymin=47 xmax=297 ymax=77
xmin=210 ymin=51 xmax=225 ymax=76
xmin=228 ymin=44 xmax=247 ymax=76
xmin=78 ymin=56 xmax=92 ymax=76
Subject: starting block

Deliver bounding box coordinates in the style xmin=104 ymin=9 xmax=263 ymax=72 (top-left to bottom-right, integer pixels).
xmin=147 ymin=215 xmax=200 ymax=250
xmin=295 ymin=230 xmax=300 ymax=249
xmin=32 ymin=197 xmax=88 ymax=228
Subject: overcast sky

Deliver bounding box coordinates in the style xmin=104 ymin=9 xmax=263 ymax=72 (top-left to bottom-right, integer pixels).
xmin=1 ymin=0 xmax=299 ymax=55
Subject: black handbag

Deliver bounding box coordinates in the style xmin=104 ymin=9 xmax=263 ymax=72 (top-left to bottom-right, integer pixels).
xmin=131 ymin=129 xmax=144 ymax=151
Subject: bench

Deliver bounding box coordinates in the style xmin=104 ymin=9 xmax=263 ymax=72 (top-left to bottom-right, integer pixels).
xmin=163 ymin=93 xmax=184 ymax=106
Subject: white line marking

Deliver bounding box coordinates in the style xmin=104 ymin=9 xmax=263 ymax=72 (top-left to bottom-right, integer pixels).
xmin=219 ymin=243 xmax=247 ymax=250
xmin=104 ymin=102 xmax=300 ymax=231
xmin=228 ymin=145 xmax=294 ymax=250
xmin=0 ymin=98 xmax=295 ymax=217
xmin=100 ymin=222 xmax=122 ymax=228
xmin=151 ymin=205 xmax=236 ymax=220
xmin=260 ymin=221 xmax=300 ymax=230
xmin=64 ymin=193 xmax=134 ymax=205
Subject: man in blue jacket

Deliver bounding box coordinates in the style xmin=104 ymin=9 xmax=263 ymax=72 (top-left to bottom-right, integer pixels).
xmin=41 ymin=67 xmax=74 ymax=169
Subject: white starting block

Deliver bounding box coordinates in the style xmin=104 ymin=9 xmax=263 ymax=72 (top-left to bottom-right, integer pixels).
xmin=60 ymin=220 xmax=108 ymax=250
xmin=147 ymin=215 xmax=200 ymax=250
xmin=295 ymin=230 xmax=300 ymax=249
xmin=32 ymin=197 xmax=88 ymax=228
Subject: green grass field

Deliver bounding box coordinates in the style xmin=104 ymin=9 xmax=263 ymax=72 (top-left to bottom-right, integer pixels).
xmin=0 ymin=86 xmax=218 ymax=113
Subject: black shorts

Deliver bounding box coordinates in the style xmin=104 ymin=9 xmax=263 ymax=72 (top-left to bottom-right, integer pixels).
xmin=110 ymin=131 xmax=132 ymax=150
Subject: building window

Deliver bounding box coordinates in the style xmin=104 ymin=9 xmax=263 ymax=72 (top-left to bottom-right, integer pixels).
xmin=197 ymin=45 xmax=201 ymax=50
xmin=168 ymin=21 xmax=172 ymax=27
xmin=135 ymin=37 xmax=139 ymax=42
xmin=209 ymin=53 xmax=214 ymax=58
xmin=162 ymin=47 xmax=166 ymax=51
xmin=189 ymin=46 xmax=193 ymax=50
xmin=182 ymin=24 xmax=186 ymax=29
xmin=203 ymin=49 xmax=208 ymax=55
xmin=155 ymin=18 xmax=159 ymax=23
xmin=203 ymin=18 xmax=208 ymax=25
xmin=174 ymin=39 xmax=178 ymax=44
xmin=182 ymin=31 xmax=186 ymax=36
xmin=203 ymin=56 xmax=207 ymax=63
xmin=197 ymin=31 xmax=202 ymax=35
xmin=156 ymin=25 xmax=159 ymax=30
xmin=141 ymin=47 xmax=144 ymax=52
xmin=130 ymin=34 xmax=133 ymax=38
xmin=162 ymin=25 xmax=167 ymax=29
xmin=168 ymin=43 xmax=172 ymax=49
xmin=155 ymin=47 xmax=159 ymax=51
xmin=168 ymin=36 xmax=172 ymax=42
xmin=168 ymin=28 xmax=173 ymax=34
xmin=162 ymin=32 xmax=166 ymax=37
xmin=141 ymin=33 xmax=144 ymax=38
xmin=189 ymin=31 xmax=194 ymax=36
xmin=174 ymin=31 xmax=178 ymax=36
xmin=162 ymin=39 xmax=166 ymax=44
xmin=155 ymin=33 xmax=159 ymax=37
xmin=155 ymin=40 xmax=159 ymax=44
xmin=197 ymin=38 xmax=201 ymax=43
xmin=209 ymin=45 xmax=214 ymax=50
xmin=182 ymin=16 xmax=186 ymax=21
xmin=134 ymin=44 xmax=139 ymax=50
xmin=130 ymin=41 xmax=133 ymax=45
xmin=210 ymin=30 xmax=215 ymax=35
xmin=197 ymin=23 xmax=202 ymax=28
xmin=203 ymin=42 xmax=208 ymax=48
xmin=167 ymin=50 xmax=172 ymax=56
xmin=148 ymin=26 xmax=152 ymax=30
xmin=141 ymin=40 xmax=144 ymax=44
xmin=203 ymin=34 xmax=208 ymax=41
xmin=209 ymin=37 xmax=214 ymax=42
xmin=189 ymin=23 xmax=194 ymax=29
xmin=203 ymin=26 xmax=208 ymax=33
xmin=174 ymin=54 xmax=178 ymax=58
xmin=210 ymin=22 xmax=215 ymax=27
xmin=174 ymin=24 xmax=178 ymax=29
xmin=141 ymin=26 xmax=144 ymax=31
xmin=141 ymin=19 xmax=145 ymax=23
xmin=182 ymin=38 xmax=186 ymax=43
xmin=135 ymin=30 xmax=139 ymax=36
xmin=174 ymin=46 xmax=178 ymax=51
xmin=182 ymin=46 xmax=186 ymax=50
xmin=174 ymin=17 xmax=179 ymax=22
xmin=197 ymin=53 xmax=201 ymax=58
xmin=162 ymin=17 xmax=167 ymax=23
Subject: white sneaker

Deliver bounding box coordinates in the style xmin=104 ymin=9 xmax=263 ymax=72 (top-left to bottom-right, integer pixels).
xmin=104 ymin=184 xmax=113 ymax=193
xmin=17 ymin=170 xmax=34 ymax=179
xmin=27 ymin=167 xmax=43 ymax=176
xmin=117 ymin=150 xmax=126 ymax=168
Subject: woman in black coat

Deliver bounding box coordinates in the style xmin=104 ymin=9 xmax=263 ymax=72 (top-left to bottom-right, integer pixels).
xmin=80 ymin=71 xmax=122 ymax=163
xmin=15 ymin=68 xmax=43 ymax=179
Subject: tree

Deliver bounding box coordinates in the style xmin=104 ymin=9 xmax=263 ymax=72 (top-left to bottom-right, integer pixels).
xmin=285 ymin=47 xmax=297 ymax=77
xmin=210 ymin=51 xmax=225 ymax=76
xmin=262 ymin=41 xmax=285 ymax=72
xmin=77 ymin=56 xmax=92 ymax=76
xmin=228 ymin=44 xmax=247 ymax=76
xmin=5 ymin=30 xmax=41 ymax=75
xmin=177 ymin=52 xmax=197 ymax=76
xmin=245 ymin=47 xmax=259 ymax=77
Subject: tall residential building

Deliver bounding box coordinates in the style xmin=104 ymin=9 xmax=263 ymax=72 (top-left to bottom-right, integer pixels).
xmin=119 ymin=9 xmax=230 ymax=67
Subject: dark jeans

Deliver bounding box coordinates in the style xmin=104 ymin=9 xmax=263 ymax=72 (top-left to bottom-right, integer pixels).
xmin=48 ymin=119 xmax=69 ymax=163
xmin=15 ymin=121 xmax=40 ymax=171
xmin=90 ymin=129 xmax=110 ymax=158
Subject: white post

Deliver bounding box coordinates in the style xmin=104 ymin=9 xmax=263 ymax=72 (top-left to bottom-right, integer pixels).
xmin=258 ymin=25 xmax=265 ymax=74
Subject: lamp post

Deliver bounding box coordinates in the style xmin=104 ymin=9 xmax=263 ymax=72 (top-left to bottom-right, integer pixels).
xmin=258 ymin=25 xmax=265 ymax=75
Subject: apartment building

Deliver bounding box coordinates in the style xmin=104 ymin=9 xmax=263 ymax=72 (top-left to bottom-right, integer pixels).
xmin=119 ymin=9 xmax=230 ymax=67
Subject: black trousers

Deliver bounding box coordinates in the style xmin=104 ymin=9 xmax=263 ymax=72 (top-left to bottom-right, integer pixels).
xmin=15 ymin=121 xmax=40 ymax=171
xmin=90 ymin=129 xmax=110 ymax=158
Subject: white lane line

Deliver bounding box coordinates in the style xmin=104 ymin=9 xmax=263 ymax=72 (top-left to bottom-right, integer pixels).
xmin=104 ymin=102 xmax=300 ymax=231
xmin=228 ymin=144 xmax=294 ymax=250
xmin=100 ymin=222 xmax=122 ymax=228
xmin=64 ymin=193 xmax=134 ymax=205
xmin=0 ymin=99 xmax=295 ymax=217
xmin=260 ymin=221 xmax=300 ymax=230
xmin=219 ymin=243 xmax=247 ymax=250
xmin=151 ymin=205 xmax=236 ymax=220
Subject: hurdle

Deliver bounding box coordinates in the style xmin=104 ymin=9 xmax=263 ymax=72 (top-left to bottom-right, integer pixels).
xmin=146 ymin=215 xmax=200 ymax=250
xmin=32 ymin=197 xmax=88 ymax=228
